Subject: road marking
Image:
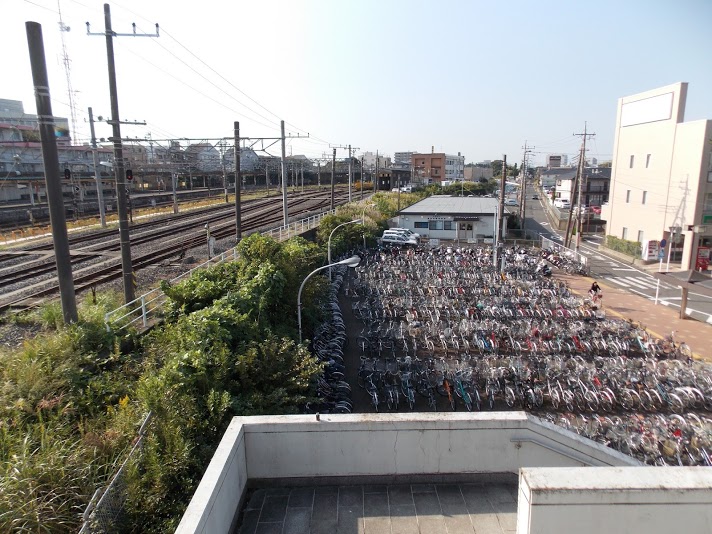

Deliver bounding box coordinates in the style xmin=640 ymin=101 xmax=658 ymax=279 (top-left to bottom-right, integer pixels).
xmin=605 ymin=277 xmax=630 ymax=287
xmin=623 ymin=277 xmax=657 ymax=290
xmin=612 ymin=268 xmax=637 ymax=271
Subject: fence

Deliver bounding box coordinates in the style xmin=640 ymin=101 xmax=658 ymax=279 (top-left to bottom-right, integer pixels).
xmin=79 ymin=412 xmax=152 ymax=534
xmin=104 ymin=209 xmax=336 ymax=332
xmin=540 ymin=235 xmax=589 ymax=273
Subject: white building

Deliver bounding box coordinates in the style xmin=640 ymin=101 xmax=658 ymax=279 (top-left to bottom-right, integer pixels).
xmin=395 ymin=195 xmax=507 ymax=242
xmin=602 ymin=82 xmax=712 ymax=269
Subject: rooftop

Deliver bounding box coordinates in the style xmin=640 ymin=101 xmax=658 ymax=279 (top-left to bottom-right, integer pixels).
xmin=398 ymin=196 xmax=501 ymax=216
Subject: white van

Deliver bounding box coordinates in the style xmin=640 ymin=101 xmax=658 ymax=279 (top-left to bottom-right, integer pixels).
xmin=380 ymin=233 xmax=418 ymax=247
xmin=389 ymin=227 xmax=421 ymax=239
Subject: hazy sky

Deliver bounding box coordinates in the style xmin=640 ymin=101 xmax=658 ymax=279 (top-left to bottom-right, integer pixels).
xmin=6 ymin=0 xmax=712 ymax=166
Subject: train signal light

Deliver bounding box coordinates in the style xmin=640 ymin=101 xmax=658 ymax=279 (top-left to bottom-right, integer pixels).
xmin=126 ymin=169 xmax=134 ymax=181
xmin=64 ymin=168 xmax=71 ymax=179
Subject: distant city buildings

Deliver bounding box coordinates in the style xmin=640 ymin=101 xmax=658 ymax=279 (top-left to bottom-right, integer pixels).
xmin=546 ymin=154 xmax=569 ymax=168
xmin=602 ymin=82 xmax=712 ymax=270
xmin=411 ymin=152 xmax=465 ymax=185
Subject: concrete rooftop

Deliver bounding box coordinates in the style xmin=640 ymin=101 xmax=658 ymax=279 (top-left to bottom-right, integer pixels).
xmin=238 ymin=482 xmax=517 ymax=534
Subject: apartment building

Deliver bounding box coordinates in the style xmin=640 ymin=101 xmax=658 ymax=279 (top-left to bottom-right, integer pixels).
xmin=602 ymin=82 xmax=712 ymax=269
xmin=411 ymin=152 xmax=465 ymax=185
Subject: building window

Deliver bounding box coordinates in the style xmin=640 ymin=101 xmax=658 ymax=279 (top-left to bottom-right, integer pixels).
xmin=414 ymin=221 xmax=428 ymax=229
xmin=646 ymin=154 xmax=651 ymax=168
xmin=629 ymin=155 xmax=634 ymax=168
xmin=622 ymin=227 xmax=628 ymax=240
xmin=428 ymin=221 xmax=443 ymax=231
xmin=637 ymin=230 xmax=644 ymax=243
xmin=444 ymin=221 xmax=454 ymax=231
xmin=626 ymin=190 xmax=631 ymax=203
xmin=642 ymin=191 xmax=647 ymax=204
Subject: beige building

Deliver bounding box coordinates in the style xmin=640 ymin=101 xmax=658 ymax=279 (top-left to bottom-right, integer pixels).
xmin=602 ymin=82 xmax=712 ymax=269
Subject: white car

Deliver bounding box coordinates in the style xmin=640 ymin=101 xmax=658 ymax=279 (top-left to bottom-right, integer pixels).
xmin=504 ymin=198 xmax=518 ymax=206
xmin=554 ymin=199 xmax=571 ymax=209
xmin=390 ymin=227 xmax=421 ymax=239
xmin=380 ymin=233 xmax=418 ymax=247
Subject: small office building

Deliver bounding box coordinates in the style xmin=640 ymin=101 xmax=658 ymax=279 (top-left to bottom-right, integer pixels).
xmin=395 ymin=195 xmax=508 ymax=243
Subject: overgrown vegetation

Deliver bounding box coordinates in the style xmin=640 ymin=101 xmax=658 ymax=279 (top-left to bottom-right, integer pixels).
xmin=604 ymin=235 xmax=642 ymax=258
xmin=0 ymin=200 xmax=399 ymax=532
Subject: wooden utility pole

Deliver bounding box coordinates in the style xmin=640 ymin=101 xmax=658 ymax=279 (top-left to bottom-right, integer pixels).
xmin=331 ymin=148 xmax=336 ymax=211
xmin=234 ymin=121 xmax=241 ymax=240
xmin=26 ymin=21 xmax=77 ymax=323
xmin=280 ymin=120 xmax=288 ymax=225
xmin=575 ymin=123 xmax=594 ymax=251
xmin=498 ymin=155 xmax=506 ymax=242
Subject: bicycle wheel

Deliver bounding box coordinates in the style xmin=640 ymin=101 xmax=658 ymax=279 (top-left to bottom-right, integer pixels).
xmin=386 ymin=389 xmax=394 ymax=411
xmin=505 ymin=387 xmax=516 ymax=408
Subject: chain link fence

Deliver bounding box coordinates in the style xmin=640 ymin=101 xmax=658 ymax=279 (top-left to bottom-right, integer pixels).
xmin=79 ymin=412 xmax=152 ymax=534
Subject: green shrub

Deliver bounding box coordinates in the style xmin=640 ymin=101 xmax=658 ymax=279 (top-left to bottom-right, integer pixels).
xmin=604 ymin=235 xmax=642 ymax=258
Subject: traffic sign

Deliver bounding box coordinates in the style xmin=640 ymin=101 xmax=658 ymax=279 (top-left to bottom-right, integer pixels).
xmin=660 ymin=238 xmax=667 ymax=248
xmin=658 ymin=248 xmax=665 ymax=260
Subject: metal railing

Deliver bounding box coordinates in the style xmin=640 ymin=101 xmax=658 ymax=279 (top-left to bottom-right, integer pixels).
xmin=540 ymin=235 xmax=589 ymax=273
xmin=104 ymin=209 xmax=335 ymax=332
xmin=79 ymin=412 xmax=152 ymax=534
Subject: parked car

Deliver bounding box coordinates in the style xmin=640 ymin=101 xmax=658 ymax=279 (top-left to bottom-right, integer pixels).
xmin=553 ymin=199 xmax=571 ymax=209
xmin=531 ymin=194 xmax=539 ymax=200
xmin=380 ymin=233 xmax=418 ymax=247
xmin=505 ymin=198 xmax=518 ymax=206
xmin=591 ymin=206 xmax=602 ymax=215
xmin=390 ymin=227 xmax=421 ymax=239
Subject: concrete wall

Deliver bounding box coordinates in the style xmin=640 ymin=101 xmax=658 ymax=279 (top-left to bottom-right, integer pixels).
xmin=176 ymin=412 xmax=637 ymax=533
xmin=517 ymin=467 xmax=712 ymax=534
xmin=175 ymin=419 xmax=248 ymax=534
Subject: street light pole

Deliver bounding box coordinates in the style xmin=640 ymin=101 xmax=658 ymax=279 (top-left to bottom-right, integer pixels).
xmin=298 ymin=256 xmax=361 ymax=342
xmin=328 ymin=219 xmax=361 ymax=280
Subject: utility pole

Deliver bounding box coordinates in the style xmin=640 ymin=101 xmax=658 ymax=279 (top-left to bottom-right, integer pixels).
xmin=564 ymin=145 xmax=583 ymax=249
xmin=87 ymin=4 xmax=158 ymax=304
xmin=26 ymin=21 xmax=77 ymax=324
xmin=360 ymin=156 xmax=364 ymax=199
xmin=374 ymin=150 xmax=379 ymax=193
xmin=519 ymin=142 xmax=534 ymax=237
xmin=575 ymin=124 xmax=595 ymax=251
xmin=280 ymin=120 xmax=288 ymax=225
xmin=498 ymin=155 xmax=506 ymax=242
xmin=317 ymin=161 xmax=321 ymax=190
xmin=300 ymin=163 xmax=304 ymax=192
xmin=88 ymin=107 xmax=106 ymax=227
xmin=331 ymin=148 xmax=336 ymax=211
xmin=234 ymin=121 xmax=241 ymax=240
xmin=348 ymin=145 xmax=352 ymax=202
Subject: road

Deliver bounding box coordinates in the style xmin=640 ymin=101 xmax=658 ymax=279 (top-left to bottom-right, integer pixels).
xmin=521 ymin=188 xmax=712 ymax=324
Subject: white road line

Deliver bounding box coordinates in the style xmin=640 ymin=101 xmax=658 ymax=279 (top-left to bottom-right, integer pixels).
xmin=605 ymin=277 xmax=630 ymax=287
xmin=611 ymin=268 xmax=637 ymax=271
xmin=623 ymin=276 xmax=655 ymax=289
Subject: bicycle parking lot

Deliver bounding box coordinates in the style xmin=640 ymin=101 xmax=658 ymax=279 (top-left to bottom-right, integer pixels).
xmin=308 ymin=243 xmax=712 ymax=467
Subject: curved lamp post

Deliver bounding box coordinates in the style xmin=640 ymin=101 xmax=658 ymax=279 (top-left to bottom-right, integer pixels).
xmin=298 ymin=255 xmax=361 ymax=343
xmin=328 ymin=219 xmax=361 ymax=280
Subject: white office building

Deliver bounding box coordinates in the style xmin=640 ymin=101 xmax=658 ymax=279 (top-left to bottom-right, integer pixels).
xmin=602 ymin=82 xmax=712 ymax=269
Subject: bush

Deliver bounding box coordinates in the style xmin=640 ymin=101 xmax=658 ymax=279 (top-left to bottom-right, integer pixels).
xmin=604 ymin=235 xmax=642 ymax=258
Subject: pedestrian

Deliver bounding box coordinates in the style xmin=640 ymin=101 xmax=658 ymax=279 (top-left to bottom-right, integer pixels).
xmin=590 ymin=281 xmax=601 ymax=296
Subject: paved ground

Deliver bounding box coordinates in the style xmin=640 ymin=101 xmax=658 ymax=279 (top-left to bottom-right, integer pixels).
xmin=238 ymin=483 xmax=517 ymax=534
xmin=558 ymin=270 xmax=712 ymax=361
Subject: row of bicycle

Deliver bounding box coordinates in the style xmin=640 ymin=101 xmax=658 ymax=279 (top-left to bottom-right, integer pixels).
xmin=355 ymin=354 xmax=712 ymax=415
xmin=543 ymin=412 xmax=712 ymax=466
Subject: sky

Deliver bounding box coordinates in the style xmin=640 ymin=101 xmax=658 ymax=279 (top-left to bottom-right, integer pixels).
xmin=6 ymin=0 xmax=712 ymax=166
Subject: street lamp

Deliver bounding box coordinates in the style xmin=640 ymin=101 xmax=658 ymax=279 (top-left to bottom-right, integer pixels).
xmin=328 ymin=219 xmax=361 ymax=280
xmin=298 ymin=255 xmax=361 ymax=342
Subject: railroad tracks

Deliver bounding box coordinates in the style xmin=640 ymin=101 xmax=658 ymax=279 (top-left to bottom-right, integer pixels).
xmin=0 ymin=192 xmax=350 ymax=313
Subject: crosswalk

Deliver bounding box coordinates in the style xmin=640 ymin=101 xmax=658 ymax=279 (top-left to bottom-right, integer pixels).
xmin=604 ymin=276 xmax=679 ymax=292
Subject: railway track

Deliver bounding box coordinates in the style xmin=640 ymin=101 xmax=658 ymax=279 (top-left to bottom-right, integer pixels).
xmin=0 ymin=191 xmax=351 ymax=313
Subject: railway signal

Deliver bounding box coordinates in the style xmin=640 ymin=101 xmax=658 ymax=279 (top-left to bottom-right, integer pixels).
xmin=126 ymin=169 xmax=134 ymax=181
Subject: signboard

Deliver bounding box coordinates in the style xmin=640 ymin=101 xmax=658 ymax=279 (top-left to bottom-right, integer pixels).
xmin=642 ymin=239 xmax=660 ymax=261
xmin=696 ymin=246 xmax=710 ymax=271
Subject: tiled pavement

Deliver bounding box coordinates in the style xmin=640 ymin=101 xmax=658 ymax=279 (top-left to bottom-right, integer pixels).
xmin=238 ymin=483 xmax=518 ymax=534
xmin=556 ymin=271 xmax=712 ymax=361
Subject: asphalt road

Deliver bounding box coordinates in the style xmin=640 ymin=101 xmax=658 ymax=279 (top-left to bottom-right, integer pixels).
xmin=522 ymin=191 xmax=712 ymax=324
